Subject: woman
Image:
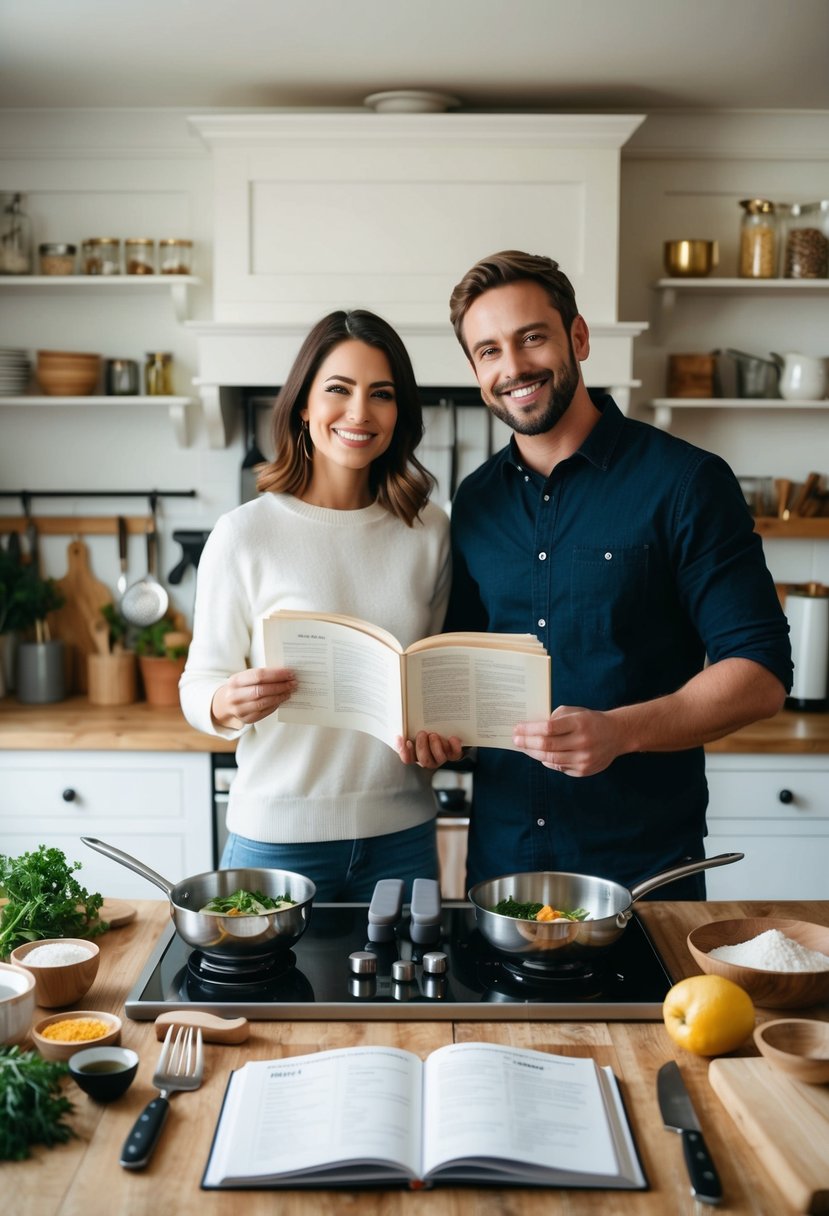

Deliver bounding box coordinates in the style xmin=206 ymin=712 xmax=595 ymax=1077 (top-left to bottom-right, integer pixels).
xmin=180 ymin=310 xmax=461 ymax=900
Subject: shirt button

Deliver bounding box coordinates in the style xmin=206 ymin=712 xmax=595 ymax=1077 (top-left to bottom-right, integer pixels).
xmin=537 ymin=618 xmax=546 ymax=628
xmin=538 ymin=551 xmax=547 ymax=561
xmin=524 ymin=475 xmax=530 ymax=483
xmin=604 ymin=551 xmax=612 ymax=560
xmin=536 ymin=818 xmax=546 ymax=828
xmin=543 ymin=494 xmax=550 ymax=502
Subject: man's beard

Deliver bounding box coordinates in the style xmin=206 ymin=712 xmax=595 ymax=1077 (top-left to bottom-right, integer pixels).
xmin=483 ymin=340 xmax=580 ymax=436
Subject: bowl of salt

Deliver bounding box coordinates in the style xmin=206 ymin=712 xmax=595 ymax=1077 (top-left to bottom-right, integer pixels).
xmin=687 ymin=918 xmax=829 ymax=1009
xmin=10 ymin=938 xmax=100 ymax=1008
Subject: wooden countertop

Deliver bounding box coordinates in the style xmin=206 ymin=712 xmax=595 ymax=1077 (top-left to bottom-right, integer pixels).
xmin=0 ymin=696 xmax=827 ymax=754
xmin=8 ymin=898 xmax=828 ymax=1215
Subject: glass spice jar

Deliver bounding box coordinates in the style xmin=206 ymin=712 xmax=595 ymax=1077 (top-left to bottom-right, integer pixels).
xmin=145 ymin=351 xmax=173 ymax=396
xmin=0 ymin=192 xmax=33 ymax=274
xmin=82 ymin=237 xmax=121 ymax=275
xmin=738 ymin=198 xmax=776 ymax=279
xmin=39 ymin=242 xmax=77 ymax=275
xmin=784 ymin=202 xmax=828 ymax=279
xmin=158 ymin=238 xmax=193 ymax=275
xmin=125 ymin=238 xmax=156 ymax=275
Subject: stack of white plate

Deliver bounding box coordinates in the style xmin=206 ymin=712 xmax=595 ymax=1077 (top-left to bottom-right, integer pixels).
xmin=0 ymin=347 xmax=31 ymax=396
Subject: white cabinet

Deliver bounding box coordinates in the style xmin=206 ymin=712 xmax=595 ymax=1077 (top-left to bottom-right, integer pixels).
xmin=0 ymin=750 xmax=212 ymax=898
xmin=704 ymin=754 xmax=829 ymax=899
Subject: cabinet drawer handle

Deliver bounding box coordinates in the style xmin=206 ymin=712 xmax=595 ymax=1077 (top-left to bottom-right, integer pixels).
xmin=62 ymin=788 xmax=77 ymax=802
xmin=778 ymin=788 xmax=794 ymax=804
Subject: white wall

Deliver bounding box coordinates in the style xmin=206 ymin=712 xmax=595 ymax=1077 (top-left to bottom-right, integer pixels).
xmin=2 ymin=107 xmax=828 ymax=623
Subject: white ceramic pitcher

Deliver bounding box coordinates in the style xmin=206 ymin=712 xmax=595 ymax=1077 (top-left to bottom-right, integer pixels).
xmin=771 ymin=352 xmax=827 ymax=401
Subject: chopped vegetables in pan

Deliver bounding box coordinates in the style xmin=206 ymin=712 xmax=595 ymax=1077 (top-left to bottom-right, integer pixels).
xmin=199 ymin=889 xmax=296 ymax=916
xmin=491 ymin=898 xmax=590 ymax=922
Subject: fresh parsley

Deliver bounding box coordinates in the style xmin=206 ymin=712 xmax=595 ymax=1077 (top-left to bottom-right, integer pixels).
xmin=0 ymin=845 xmax=107 ymax=957
xmin=0 ymin=1047 xmax=75 ymax=1161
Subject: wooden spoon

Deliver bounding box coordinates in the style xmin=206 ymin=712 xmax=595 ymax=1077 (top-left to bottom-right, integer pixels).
xmin=92 ymin=618 xmax=111 ymax=656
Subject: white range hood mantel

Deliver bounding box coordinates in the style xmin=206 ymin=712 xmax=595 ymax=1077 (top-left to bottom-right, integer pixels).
xmin=188 ymin=111 xmax=646 ymax=448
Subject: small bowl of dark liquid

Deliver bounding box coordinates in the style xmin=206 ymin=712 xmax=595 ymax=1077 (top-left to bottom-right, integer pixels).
xmin=68 ymin=1046 xmax=139 ymax=1102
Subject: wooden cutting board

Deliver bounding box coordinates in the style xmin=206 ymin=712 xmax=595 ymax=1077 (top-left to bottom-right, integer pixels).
xmin=709 ymin=1056 xmax=829 ymax=1214
xmin=48 ymin=540 xmax=112 ymax=692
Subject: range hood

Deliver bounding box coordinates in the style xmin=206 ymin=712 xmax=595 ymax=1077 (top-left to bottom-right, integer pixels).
xmin=187 ymin=112 xmax=647 ymax=447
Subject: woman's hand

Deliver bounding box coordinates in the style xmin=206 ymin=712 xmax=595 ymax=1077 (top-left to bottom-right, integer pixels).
xmin=395 ymin=731 xmax=464 ymax=770
xmin=211 ymin=667 xmax=297 ymax=728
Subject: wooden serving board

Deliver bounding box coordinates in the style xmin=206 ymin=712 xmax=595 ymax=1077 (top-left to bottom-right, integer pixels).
xmin=48 ymin=539 xmax=112 ymax=692
xmin=709 ymin=1055 xmax=829 ymax=1214
xmin=98 ymin=899 xmax=137 ymax=929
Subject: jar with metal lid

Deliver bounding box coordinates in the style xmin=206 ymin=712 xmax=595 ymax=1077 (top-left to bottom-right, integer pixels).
xmin=784 ymin=202 xmax=828 ymax=278
xmin=82 ymin=237 xmax=121 ymax=275
xmin=738 ymin=198 xmax=776 ymax=278
xmin=158 ymin=238 xmax=193 ymax=275
xmin=38 ymin=242 xmax=77 ymax=275
xmin=773 ymin=203 xmax=795 ymax=277
xmin=144 ymin=351 xmax=173 ymax=396
xmin=125 ymin=238 xmax=156 ymax=275
xmin=0 ymin=192 xmax=33 ymax=274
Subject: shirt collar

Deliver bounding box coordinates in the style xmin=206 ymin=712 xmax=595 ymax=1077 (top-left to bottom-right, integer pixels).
xmin=503 ymin=389 xmax=625 ymax=479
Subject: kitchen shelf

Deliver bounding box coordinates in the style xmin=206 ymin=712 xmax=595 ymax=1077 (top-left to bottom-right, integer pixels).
xmin=0 ymin=274 xmax=201 ymax=321
xmin=753 ymin=517 xmax=829 ymax=539
xmin=654 ymin=277 xmax=829 ymax=308
xmin=647 ymin=397 xmax=829 ymax=429
xmin=0 ymin=395 xmax=196 ymax=446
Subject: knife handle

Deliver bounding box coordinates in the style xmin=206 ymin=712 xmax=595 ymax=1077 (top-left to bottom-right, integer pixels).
xmin=681 ymin=1128 xmax=722 ymax=1205
xmin=120 ymin=1096 xmax=170 ymax=1170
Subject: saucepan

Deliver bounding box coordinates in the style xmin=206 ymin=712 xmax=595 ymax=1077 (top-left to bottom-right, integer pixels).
xmin=468 ymin=852 xmax=743 ymax=963
xmin=82 ymin=837 xmax=315 ymax=960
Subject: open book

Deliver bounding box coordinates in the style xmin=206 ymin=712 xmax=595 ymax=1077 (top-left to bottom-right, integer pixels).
xmin=262 ymin=610 xmax=551 ymax=750
xmin=202 ymin=1042 xmax=645 ymax=1192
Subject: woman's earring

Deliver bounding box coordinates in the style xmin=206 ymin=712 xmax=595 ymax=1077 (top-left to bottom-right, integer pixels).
xmin=298 ymin=419 xmax=313 ymax=462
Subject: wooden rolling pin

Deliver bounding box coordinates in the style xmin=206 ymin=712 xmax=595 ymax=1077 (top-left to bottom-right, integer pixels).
xmin=154 ymin=1010 xmax=250 ymax=1044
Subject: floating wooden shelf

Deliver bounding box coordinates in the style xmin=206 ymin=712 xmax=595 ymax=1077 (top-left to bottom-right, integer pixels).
xmin=753 ymin=517 xmax=829 ymax=539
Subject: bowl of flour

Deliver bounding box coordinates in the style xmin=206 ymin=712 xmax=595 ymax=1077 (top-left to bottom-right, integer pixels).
xmin=687 ymin=918 xmax=829 ymax=1009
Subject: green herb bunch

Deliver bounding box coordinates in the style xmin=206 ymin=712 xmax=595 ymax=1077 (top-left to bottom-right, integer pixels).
xmin=0 ymin=1047 xmax=75 ymax=1161
xmin=0 ymin=845 xmax=107 ymax=957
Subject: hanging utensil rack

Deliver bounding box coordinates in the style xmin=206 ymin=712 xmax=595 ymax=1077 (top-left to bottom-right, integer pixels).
xmin=0 ymin=490 xmax=196 ymax=536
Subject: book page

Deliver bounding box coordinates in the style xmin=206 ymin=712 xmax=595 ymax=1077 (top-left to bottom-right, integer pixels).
xmin=404 ymin=647 xmax=551 ymax=749
xmin=420 ymin=1042 xmax=622 ymax=1180
xmin=263 ymin=614 xmax=405 ymax=747
xmin=204 ymin=1047 xmax=423 ymax=1187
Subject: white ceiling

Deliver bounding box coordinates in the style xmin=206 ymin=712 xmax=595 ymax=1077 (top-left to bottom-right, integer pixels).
xmin=2 ymin=0 xmax=829 ymax=112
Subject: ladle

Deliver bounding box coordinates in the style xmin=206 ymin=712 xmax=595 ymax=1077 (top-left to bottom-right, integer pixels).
xmin=120 ymin=504 xmax=169 ymax=628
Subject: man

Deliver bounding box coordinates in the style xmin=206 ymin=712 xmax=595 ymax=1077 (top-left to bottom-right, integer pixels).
xmin=407 ymin=250 xmax=791 ymax=898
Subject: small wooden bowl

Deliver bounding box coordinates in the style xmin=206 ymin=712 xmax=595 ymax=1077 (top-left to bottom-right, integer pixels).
xmin=10 ymin=938 xmax=100 ymax=1008
xmin=754 ymin=1019 xmax=829 ymax=1084
xmin=31 ymin=1010 xmax=121 ymax=1061
xmin=687 ymin=918 xmax=829 ymax=1009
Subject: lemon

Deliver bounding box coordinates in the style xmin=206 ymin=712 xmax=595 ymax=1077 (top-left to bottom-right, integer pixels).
xmin=662 ymin=974 xmax=755 ymax=1057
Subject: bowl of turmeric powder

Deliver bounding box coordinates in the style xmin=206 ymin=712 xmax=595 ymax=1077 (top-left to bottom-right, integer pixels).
xmin=31 ymin=1009 xmax=121 ymax=1061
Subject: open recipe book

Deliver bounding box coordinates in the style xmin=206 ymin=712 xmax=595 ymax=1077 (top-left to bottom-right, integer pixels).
xmin=262 ymin=610 xmax=551 ymax=751
xmin=202 ymin=1042 xmax=646 ymax=1192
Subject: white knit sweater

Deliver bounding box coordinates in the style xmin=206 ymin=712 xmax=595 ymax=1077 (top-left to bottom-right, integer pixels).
xmin=179 ymin=493 xmax=451 ymax=843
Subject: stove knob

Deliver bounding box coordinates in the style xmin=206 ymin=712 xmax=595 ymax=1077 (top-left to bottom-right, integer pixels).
xmin=391 ymin=959 xmax=416 ymax=983
xmin=422 ymin=950 xmax=448 ymax=975
xmin=348 ymin=950 xmax=377 ymax=976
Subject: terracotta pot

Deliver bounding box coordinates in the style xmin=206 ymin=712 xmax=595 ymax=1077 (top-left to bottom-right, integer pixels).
xmin=138 ymin=655 xmax=186 ymax=707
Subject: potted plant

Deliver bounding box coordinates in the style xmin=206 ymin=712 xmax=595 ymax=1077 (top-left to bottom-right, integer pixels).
xmin=134 ymin=614 xmax=190 ymax=707
xmin=0 ymin=549 xmax=66 ymax=703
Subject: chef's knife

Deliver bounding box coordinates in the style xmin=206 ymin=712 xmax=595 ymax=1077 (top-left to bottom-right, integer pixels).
xmin=657 ymin=1060 xmax=722 ymax=1205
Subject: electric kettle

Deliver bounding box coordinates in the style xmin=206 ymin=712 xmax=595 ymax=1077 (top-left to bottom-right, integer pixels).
xmin=785 ymin=583 xmax=829 ymax=711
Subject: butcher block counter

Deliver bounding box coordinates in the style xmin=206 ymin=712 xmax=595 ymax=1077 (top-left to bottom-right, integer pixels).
xmin=8 ymin=898 xmax=829 ymax=1216
xmin=0 ymin=696 xmax=827 ymax=754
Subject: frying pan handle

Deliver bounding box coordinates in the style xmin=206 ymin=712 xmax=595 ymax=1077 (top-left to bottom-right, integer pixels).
xmin=628 ymin=851 xmax=744 ymax=903
xmin=82 ymin=837 xmax=175 ymax=898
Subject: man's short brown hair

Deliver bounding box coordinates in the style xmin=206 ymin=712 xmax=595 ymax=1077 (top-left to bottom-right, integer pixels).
xmin=449 ymin=250 xmax=580 ymax=357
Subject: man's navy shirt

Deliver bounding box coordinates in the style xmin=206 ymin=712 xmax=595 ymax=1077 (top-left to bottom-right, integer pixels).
xmin=446 ymin=392 xmax=792 ymax=891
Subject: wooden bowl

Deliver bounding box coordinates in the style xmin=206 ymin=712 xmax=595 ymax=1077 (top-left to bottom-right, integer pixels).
xmin=10 ymin=938 xmax=100 ymax=1008
xmin=687 ymin=918 xmax=829 ymax=1009
xmin=35 ymin=358 xmax=100 ymax=396
xmin=754 ymin=1018 xmax=829 ymax=1084
xmin=0 ymin=960 xmax=36 ymax=1046
xmin=32 ymin=1010 xmax=121 ymax=1061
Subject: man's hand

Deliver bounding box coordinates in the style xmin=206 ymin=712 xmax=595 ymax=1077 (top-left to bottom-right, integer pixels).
xmin=512 ymin=705 xmax=622 ymax=777
xmin=211 ymin=666 xmax=297 ymax=728
xmin=395 ymin=731 xmax=464 ymax=769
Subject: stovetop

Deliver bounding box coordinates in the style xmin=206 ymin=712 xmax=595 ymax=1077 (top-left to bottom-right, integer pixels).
xmin=125 ymin=903 xmax=674 ymax=1021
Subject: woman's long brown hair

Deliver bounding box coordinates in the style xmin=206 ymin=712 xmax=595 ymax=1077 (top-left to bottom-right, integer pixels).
xmin=257 ymin=310 xmax=435 ymax=526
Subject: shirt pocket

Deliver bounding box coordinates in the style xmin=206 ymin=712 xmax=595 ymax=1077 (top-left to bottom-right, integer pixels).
xmin=570 ymin=545 xmax=650 ymax=640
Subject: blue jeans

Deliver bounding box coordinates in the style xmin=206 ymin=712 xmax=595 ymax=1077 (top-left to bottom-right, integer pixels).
xmin=220 ymin=819 xmax=438 ymax=902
